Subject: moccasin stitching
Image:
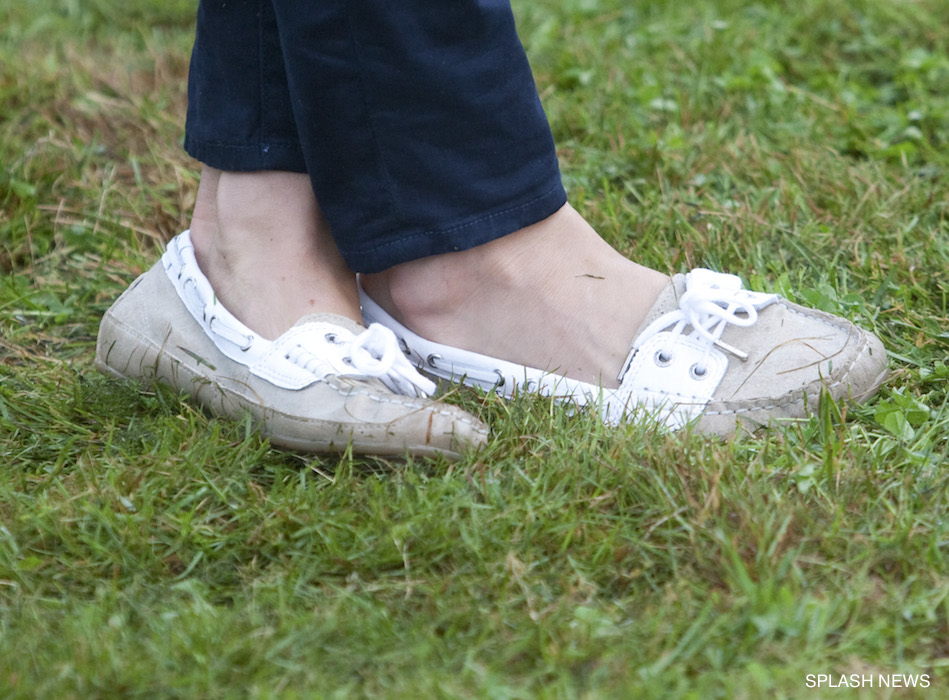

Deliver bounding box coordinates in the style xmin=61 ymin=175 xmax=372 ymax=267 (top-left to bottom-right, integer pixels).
xmin=702 ymin=334 xmax=873 ymax=417
xmin=323 ymin=377 xmax=490 ymax=434
xmin=702 ymin=299 xmax=869 ymax=408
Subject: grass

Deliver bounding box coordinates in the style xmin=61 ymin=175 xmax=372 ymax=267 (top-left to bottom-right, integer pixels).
xmin=1 ymin=0 xmax=948 ymax=697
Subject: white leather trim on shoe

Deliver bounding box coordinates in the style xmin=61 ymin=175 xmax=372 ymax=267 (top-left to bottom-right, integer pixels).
xmin=162 ymin=230 xmax=436 ymax=397
xmin=358 ymin=270 xmax=791 ymax=431
xmin=358 ymin=278 xmax=715 ymax=429
xmin=609 ymin=331 xmax=728 ymax=428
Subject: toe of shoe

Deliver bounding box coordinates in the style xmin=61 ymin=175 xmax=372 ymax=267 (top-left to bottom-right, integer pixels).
xmin=382 ymin=401 xmax=491 ymax=459
xmin=180 ymin=373 xmax=490 ymax=459
xmin=842 ymin=328 xmax=888 ymax=402
xmin=696 ymin=305 xmax=888 ymax=435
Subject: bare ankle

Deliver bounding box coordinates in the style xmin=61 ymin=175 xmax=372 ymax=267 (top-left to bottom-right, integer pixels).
xmin=185 ymin=168 xmax=362 ymax=338
xmin=362 ymin=255 xmax=479 ymax=329
xmin=361 ymin=203 xmax=670 ymax=386
xmin=361 ymin=207 xmax=556 ymax=326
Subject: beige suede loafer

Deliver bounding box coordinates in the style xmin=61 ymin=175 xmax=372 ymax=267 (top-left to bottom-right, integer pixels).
xmin=96 ymin=232 xmax=488 ymax=458
xmin=360 ymin=269 xmax=888 ymax=436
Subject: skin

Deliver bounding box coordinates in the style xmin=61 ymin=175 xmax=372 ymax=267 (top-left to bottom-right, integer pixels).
xmin=189 ymin=166 xmax=669 ymax=389
xmin=189 ymin=168 xmax=361 ymax=339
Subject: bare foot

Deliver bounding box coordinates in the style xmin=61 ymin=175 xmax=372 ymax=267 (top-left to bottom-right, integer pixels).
xmin=360 ymin=204 xmax=669 ymax=388
xmin=187 ymin=167 xmax=361 ymax=339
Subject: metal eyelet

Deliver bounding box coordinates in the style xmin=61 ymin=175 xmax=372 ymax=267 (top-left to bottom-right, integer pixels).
xmin=325 ymin=333 xmax=338 ymax=343
xmin=690 ymin=363 xmax=709 ymax=381
xmin=398 ymin=337 xmax=410 ymax=354
xmin=493 ymin=369 xmax=506 ymax=388
xmin=654 ymin=350 xmax=673 ymax=367
xmin=426 ymin=353 xmax=442 ymax=368
xmin=342 ymin=356 xmax=353 ymax=365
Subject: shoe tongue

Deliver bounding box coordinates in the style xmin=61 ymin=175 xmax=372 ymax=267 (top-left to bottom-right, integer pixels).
xmin=290 ymin=313 xmax=366 ymax=336
xmin=630 ymin=274 xmax=686 ymax=340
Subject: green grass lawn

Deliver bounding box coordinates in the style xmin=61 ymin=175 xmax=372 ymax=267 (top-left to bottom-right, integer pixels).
xmin=2 ymin=0 xmax=948 ymax=697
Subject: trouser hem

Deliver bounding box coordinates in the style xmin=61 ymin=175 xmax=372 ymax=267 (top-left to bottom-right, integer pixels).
xmin=343 ymin=180 xmax=567 ymax=273
xmin=183 ymin=136 xmax=308 ymax=174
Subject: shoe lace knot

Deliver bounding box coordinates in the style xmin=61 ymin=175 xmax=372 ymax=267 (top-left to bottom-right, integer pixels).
xmin=633 ymin=269 xmax=778 ymax=374
xmin=287 ymin=323 xmax=437 ymax=397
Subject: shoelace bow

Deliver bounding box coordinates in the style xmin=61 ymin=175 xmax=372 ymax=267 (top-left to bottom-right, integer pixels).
xmin=286 ymin=323 xmax=436 ymax=397
xmin=633 ymin=270 xmax=776 ymax=376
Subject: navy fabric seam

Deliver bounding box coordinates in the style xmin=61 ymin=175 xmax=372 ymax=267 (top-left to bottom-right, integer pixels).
xmin=343 ymin=5 xmax=407 ymax=229
xmin=256 ymin=1 xmax=265 ymax=159
xmin=187 ymin=139 xmax=302 ymax=149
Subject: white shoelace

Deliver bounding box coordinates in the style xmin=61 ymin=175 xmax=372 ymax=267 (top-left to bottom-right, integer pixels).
xmin=630 ymin=269 xmax=778 ymax=376
xmin=283 ymin=322 xmax=436 ymax=397
xmin=163 ymin=230 xmax=436 ymax=397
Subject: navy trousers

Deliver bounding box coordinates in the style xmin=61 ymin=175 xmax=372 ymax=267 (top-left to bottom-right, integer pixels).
xmin=184 ymin=0 xmax=567 ymax=273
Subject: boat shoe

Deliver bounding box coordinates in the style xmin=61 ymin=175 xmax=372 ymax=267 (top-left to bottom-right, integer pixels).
xmin=359 ymin=269 xmax=888 ymax=436
xmin=95 ymin=231 xmax=489 ymax=458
